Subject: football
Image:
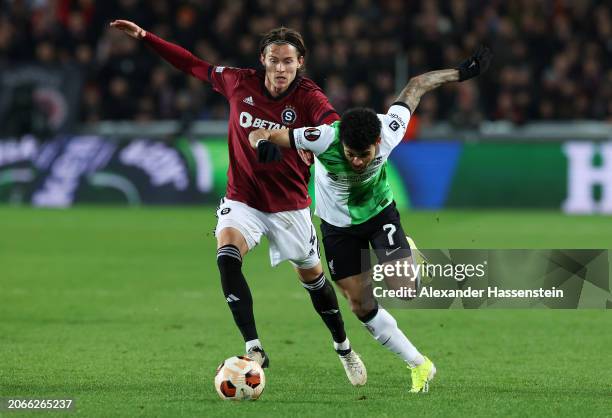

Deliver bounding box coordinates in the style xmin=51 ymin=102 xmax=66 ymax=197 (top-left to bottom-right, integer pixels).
xmin=214 ymin=356 xmax=266 ymax=401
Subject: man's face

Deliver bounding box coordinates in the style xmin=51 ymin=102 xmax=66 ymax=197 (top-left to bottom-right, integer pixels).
xmin=260 ymin=44 xmax=303 ymax=94
xmin=342 ymin=142 xmax=379 ymax=173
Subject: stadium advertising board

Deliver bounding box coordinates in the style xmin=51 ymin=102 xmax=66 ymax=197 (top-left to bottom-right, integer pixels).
xmin=562 ymin=142 xmax=612 ymax=214
xmin=0 ymin=136 xmax=216 ymax=206
xmin=1 ymin=137 xmax=611 ymax=212
xmin=391 ymin=140 xmax=612 ymax=213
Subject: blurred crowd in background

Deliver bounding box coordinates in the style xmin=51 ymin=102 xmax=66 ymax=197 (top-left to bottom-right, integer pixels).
xmin=1 ymin=0 xmax=611 ymax=128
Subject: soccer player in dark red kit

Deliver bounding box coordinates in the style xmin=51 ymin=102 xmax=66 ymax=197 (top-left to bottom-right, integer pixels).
xmin=110 ymin=20 xmax=366 ymax=385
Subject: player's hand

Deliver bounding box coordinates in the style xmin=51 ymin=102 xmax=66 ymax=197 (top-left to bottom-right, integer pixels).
xmin=110 ymin=20 xmax=146 ymax=40
xmin=257 ymin=140 xmax=282 ymax=163
xmin=456 ymin=45 xmax=492 ymax=81
xmin=297 ymin=149 xmax=314 ymax=166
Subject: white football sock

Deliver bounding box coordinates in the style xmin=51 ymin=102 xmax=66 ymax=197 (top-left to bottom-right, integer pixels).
xmin=245 ymin=339 xmax=262 ymax=352
xmin=363 ymin=308 xmax=425 ymax=368
xmin=333 ymin=338 xmax=350 ymax=352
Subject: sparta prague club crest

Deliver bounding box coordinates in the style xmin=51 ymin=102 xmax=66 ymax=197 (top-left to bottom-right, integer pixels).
xmin=281 ymin=106 xmax=297 ymax=125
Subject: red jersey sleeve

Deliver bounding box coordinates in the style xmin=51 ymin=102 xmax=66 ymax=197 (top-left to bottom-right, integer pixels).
xmin=304 ymin=88 xmax=340 ymax=125
xmin=143 ymin=32 xmax=242 ymax=98
xmin=143 ymin=32 xmax=212 ymax=81
xmin=207 ymin=66 xmax=242 ymax=98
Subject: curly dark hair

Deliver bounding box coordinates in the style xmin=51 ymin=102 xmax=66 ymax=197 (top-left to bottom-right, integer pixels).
xmin=339 ymin=108 xmax=381 ymax=151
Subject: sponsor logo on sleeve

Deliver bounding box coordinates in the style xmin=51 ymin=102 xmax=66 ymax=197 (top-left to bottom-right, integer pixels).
xmin=281 ymin=106 xmax=297 ymax=125
xmin=215 ymin=66 xmax=225 ymax=73
xmin=304 ymin=127 xmax=321 ymax=142
xmin=388 ymin=112 xmax=406 ymax=129
xmin=389 ymin=120 xmax=400 ymax=131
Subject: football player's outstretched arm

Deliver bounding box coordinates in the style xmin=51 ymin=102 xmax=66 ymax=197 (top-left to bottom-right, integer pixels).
xmin=397 ymin=69 xmax=459 ymax=114
xmin=110 ymin=20 xmax=211 ymax=81
xmin=396 ymin=45 xmax=492 ymax=113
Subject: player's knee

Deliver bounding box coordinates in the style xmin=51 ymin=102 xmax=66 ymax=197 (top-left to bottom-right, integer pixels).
xmin=348 ymin=296 xmax=376 ymax=318
xmin=216 ymin=227 xmax=249 ymax=255
xmin=386 ymin=274 xmax=418 ymax=301
xmin=217 ymin=245 xmax=243 ymax=274
xmin=296 ymin=264 xmax=324 ymax=283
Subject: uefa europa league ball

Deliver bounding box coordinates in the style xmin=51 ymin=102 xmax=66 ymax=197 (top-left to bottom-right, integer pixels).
xmin=214 ymin=356 xmax=265 ymax=401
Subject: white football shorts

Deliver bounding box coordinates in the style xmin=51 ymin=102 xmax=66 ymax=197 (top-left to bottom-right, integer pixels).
xmin=214 ymin=198 xmax=320 ymax=269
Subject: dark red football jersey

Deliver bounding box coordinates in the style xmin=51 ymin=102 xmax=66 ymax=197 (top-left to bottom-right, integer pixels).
xmin=144 ymin=33 xmax=340 ymax=212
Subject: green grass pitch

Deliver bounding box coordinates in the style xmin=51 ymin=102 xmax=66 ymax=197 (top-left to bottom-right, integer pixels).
xmin=1 ymin=207 xmax=611 ymax=417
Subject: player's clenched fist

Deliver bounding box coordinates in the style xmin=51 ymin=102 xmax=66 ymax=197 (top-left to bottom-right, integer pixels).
xmin=110 ymin=20 xmax=146 ymax=39
xmin=256 ymin=140 xmax=282 ymax=163
xmin=249 ymin=129 xmax=283 ymax=163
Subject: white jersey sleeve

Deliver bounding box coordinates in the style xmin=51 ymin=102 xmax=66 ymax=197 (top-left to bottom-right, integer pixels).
xmin=378 ymin=103 xmax=411 ymax=152
xmin=290 ymin=124 xmax=336 ymax=156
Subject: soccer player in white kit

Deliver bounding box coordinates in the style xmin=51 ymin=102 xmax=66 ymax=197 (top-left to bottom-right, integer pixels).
xmin=249 ymin=46 xmax=492 ymax=392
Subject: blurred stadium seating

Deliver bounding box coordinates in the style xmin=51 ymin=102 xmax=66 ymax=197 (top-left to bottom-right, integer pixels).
xmin=1 ymin=0 xmax=610 ymax=133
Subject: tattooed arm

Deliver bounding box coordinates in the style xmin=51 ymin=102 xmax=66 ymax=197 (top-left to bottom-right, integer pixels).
xmin=396 ymin=69 xmax=459 ymax=113
xmin=396 ymin=45 xmax=492 ymax=113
